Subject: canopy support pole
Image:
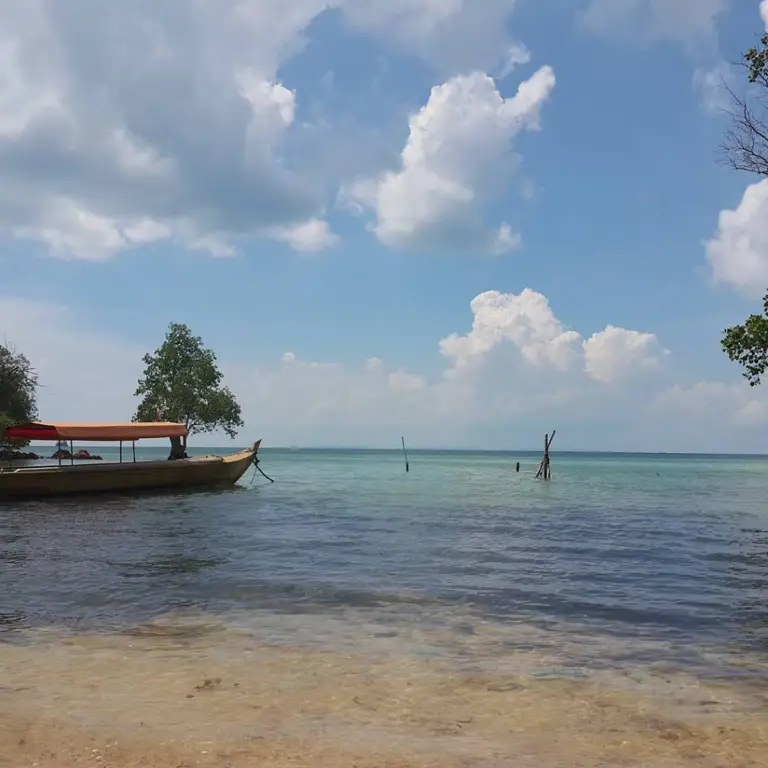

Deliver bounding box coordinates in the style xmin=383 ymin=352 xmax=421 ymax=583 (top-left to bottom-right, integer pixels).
xmin=132 ymin=441 xmax=136 ymax=463
xmin=70 ymin=440 xmax=74 ymax=466
xmin=119 ymin=441 xmax=123 ymax=463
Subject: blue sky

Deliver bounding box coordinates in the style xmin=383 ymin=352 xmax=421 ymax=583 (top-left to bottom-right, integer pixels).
xmin=2 ymin=0 xmax=768 ymax=452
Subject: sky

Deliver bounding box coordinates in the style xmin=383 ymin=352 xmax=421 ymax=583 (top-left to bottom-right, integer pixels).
xmin=2 ymin=0 xmax=768 ymax=452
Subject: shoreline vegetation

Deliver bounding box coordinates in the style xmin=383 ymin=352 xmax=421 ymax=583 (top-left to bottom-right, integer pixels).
xmin=1 ymin=322 xmax=243 ymax=466
xmin=0 ymin=448 xmax=102 ymax=461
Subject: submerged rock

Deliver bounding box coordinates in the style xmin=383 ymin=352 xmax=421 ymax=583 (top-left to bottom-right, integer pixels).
xmin=0 ymin=450 xmax=39 ymax=461
xmin=74 ymin=449 xmax=102 ymax=461
xmin=50 ymin=449 xmax=103 ymax=461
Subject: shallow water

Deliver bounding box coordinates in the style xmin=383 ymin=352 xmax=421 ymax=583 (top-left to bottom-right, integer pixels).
xmin=3 ymin=449 xmax=768 ymax=676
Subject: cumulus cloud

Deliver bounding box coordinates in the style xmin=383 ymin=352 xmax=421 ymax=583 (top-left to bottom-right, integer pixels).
xmin=0 ymin=0 xmax=542 ymax=261
xmin=762 ymin=0 xmax=768 ymax=30
xmin=440 ymin=289 xmax=666 ymax=384
xmin=439 ymin=289 xmax=582 ymax=371
xmin=705 ymin=180 xmax=768 ymax=298
xmin=583 ymin=326 xmax=668 ymax=384
xmin=0 ymin=0 xmax=334 ymax=260
xmin=2 ymin=288 xmax=762 ymax=449
xmin=342 ymin=67 xmax=555 ymax=253
xmin=238 ymin=287 xmax=669 ymax=439
xmin=581 ymin=0 xmax=729 ymax=44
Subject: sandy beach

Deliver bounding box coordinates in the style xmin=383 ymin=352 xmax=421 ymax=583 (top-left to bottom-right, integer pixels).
xmin=2 ymin=620 xmax=767 ymax=768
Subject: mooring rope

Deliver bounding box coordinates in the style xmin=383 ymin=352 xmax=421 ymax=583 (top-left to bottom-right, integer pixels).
xmin=251 ymin=452 xmax=274 ymax=484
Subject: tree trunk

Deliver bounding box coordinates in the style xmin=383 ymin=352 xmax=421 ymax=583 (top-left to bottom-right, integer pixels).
xmin=168 ymin=435 xmax=188 ymax=460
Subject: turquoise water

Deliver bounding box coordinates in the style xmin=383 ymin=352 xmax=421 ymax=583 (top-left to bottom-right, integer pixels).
xmin=2 ymin=448 xmax=768 ymax=682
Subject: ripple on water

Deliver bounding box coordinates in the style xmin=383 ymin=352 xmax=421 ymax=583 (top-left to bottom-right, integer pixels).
xmin=2 ymin=449 xmax=768 ymax=682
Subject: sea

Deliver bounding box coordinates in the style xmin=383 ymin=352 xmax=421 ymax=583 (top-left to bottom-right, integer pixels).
xmin=2 ymin=448 xmax=768 ymax=765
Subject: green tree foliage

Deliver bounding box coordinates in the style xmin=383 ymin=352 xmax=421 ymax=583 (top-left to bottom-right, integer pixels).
xmin=720 ymin=33 xmax=768 ymax=382
xmin=745 ymin=33 xmax=768 ymax=85
xmin=722 ymin=294 xmax=768 ymax=387
xmin=134 ymin=323 xmax=243 ymax=438
xmin=0 ymin=343 xmax=38 ymax=451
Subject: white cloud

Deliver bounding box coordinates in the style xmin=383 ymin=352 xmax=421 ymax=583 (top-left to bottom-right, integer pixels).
xmin=188 ymin=234 xmax=236 ymax=259
xmin=762 ymin=0 xmax=768 ymax=30
xmin=270 ymin=218 xmax=340 ymax=252
xmin=439 ymin=290 xmax=665 ymax=386
xmin=583 ymin=325 xmax=668 ymax=384
xmin=0 ymin=0 xmax=540 ymax=261
xmin=236 ymin=74 xmax=297 ymax=136
xmin=13 ymin=198 xmax=126 ymax=262
xmin=341 ymin=0 xmax=526 ymax=77
xmin=123 ymin=218 xmax=172 ymax=245
xmin=439 ymin=289 xmax=582 ymax=371
xmin=0 ymin=0 xmax=331 ymax=260
xmin=705 ymin=180 xmax=768 ymax=298
xmin=343 ymin=67 xmax=555 ymax=253
xmin=654 ymin=381 xmax=768 ymax=429
xmin=498 ymin=42 xmax=532 ymax=81
xmin=1 ymin=289 xmax=763 ymax=450
xmin=582 ymin=0 xmax=729 ymax=44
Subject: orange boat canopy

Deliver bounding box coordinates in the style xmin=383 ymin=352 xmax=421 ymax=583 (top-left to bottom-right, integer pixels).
xmin=3 ymin=422 xmax=189 ymax=442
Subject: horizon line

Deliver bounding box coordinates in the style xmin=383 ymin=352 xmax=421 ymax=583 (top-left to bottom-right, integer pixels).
xmin=24 ymin=443 xmax=768 ymax=458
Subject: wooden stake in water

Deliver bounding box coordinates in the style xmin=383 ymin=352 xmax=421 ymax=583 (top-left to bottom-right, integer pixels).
xmin=401 ymin=436 xmax=410 ymax=473
xmin=535 ymin=429 xmax=556 ymax=480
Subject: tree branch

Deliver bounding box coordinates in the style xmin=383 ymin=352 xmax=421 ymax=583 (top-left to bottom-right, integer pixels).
xmin=720 ymin=83 xmax=768 ymax=177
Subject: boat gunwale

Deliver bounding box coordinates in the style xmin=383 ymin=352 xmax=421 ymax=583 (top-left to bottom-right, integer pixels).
xmin=0 ymin=447 xmax=256 ymax=475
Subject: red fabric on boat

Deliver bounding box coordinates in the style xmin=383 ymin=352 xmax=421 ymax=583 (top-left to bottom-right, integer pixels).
xmin=2 ymin=422 xmax=188 ymax=441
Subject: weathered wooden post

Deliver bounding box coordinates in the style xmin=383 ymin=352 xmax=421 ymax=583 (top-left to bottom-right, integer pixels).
xmin=535 ymin=430 xmax=556 ymax=480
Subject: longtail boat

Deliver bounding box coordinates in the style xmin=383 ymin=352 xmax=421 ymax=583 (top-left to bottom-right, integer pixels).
xmin=0 ymin=421 xmax=263 ymax=500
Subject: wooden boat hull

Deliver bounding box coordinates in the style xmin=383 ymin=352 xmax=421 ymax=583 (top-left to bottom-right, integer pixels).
xmin=0 ymin=441 xmax=261 ymax=500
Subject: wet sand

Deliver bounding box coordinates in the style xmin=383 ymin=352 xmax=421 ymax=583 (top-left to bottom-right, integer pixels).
xmin=2 ymin=621 xmax=768 ymax=768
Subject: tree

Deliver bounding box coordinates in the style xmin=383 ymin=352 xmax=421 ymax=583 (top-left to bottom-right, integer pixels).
xmin=0 ymin=343 xmax=38 ymax=453
xmin=722 ymin=32 xmax=768 ymax=177
xmin=722 ymin=294 xmax=768 ymax=386
xmin=134 ymin=323 xmax=243 ymax=441
xmin=720 ymin=31 xmax=768 ymax=382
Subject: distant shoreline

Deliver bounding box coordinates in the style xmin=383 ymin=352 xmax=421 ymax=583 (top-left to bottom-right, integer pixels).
xmin=11 ymin=444 xmax=768 ymax=459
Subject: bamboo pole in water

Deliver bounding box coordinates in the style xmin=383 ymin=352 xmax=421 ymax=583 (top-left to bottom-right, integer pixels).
xmin=401 ymin=436 xmax=409 ymax=473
